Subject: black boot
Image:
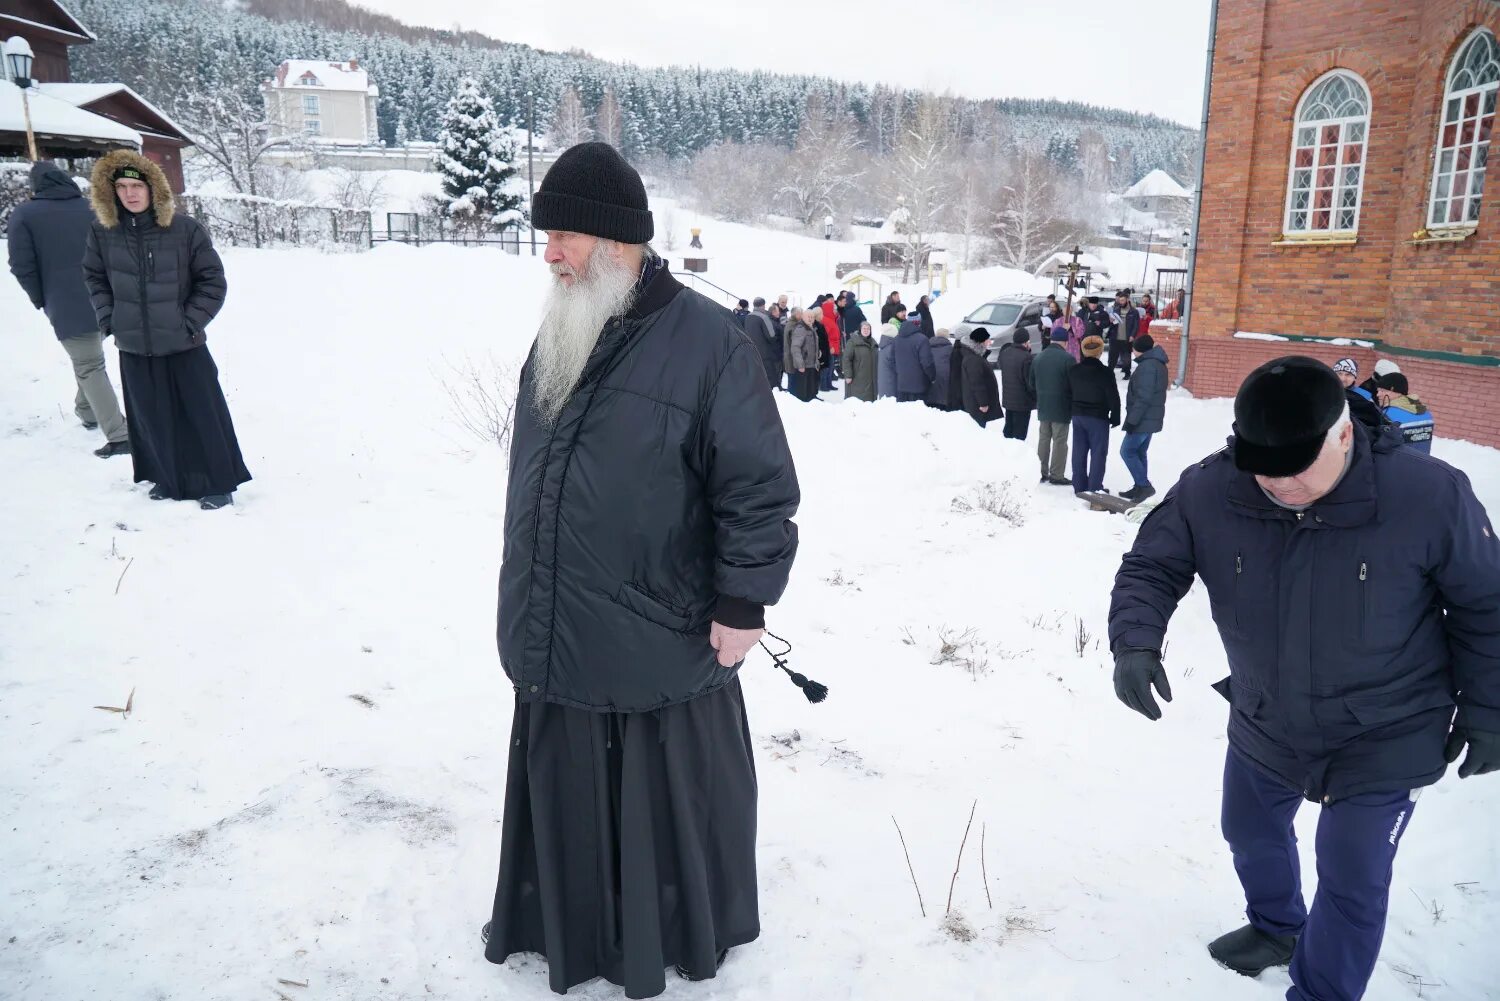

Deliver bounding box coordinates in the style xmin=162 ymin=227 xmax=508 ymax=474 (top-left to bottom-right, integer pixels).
xmin=675 ymin=948 xmax=730 ymax=982
xmin=1047 ymin=477 xmax=1072 ymax=487
xmin=480 ymin=921 xmax=490 ymax=946
xmin=1133 ymin=484 xmax=1157 ymax=501
xmin=148 ymin=484 xmax=172 ymax=501
xmin=1208 ymin=923 xmax=1297 ymax=977
xmin=199 ymin=493 xmax=234 ymax=511
xmin=94 ymin=440 xmax=131 ymax=458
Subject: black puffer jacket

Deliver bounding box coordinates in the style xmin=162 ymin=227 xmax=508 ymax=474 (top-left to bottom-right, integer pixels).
xmin=82 ymin=211 xmax=226 ymax=356
xmin=6 ymin=162 xmax=96 ymax=339
xmin=499 ymin=266 xmax=801 ymax=712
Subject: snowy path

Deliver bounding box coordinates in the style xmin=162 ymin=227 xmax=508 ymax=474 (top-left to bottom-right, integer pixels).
xmin=2 ymin=244 xmax=1497 ymax=1001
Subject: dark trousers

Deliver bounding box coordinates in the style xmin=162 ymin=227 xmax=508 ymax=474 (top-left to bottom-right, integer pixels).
xmin=1003 ymin=409 xmax=1031 ymax=440
xmin=791 ymin=370 xmax=817 ymax=402
xmin=896 ymin=391 xmax=925 ymax=403
xmin=1070 ymin=416 xmax=1109 ymax=493
xmin=1107 ymin=338 xmax=1132 ymax=376
xmin=1222 ymin=748 xmax=1416 ymax=1001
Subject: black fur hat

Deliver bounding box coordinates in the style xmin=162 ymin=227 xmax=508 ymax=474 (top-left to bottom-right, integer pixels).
xmin=1232 ymin=356 xmax=1346 ymax=477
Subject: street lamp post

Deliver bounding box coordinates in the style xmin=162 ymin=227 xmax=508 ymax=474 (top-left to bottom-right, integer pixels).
xmin=526 ymin=90 xmax=536 ymax=257
xmin=4 ymin=36 xmax=38 ymax=162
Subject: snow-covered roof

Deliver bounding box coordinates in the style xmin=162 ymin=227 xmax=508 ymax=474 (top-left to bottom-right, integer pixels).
xmin=37 ymin=82 xmax=191 ymax=141
xmin=271 ymin=60 xmax=379 ymax=97
xmin=1123 ymin=169 xmax=1192 ymax=201
xmin=0 ymin=80 xmax=140 ymax=147
xmin=1032 ymin=250 xmax=1110 ymax=279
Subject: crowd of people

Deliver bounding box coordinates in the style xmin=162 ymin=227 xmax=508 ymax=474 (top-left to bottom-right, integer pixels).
xmin=730 ymin=285 xmax=1174 ymax=500
xmin=728 ymin=281 xmax=1442 ymax=503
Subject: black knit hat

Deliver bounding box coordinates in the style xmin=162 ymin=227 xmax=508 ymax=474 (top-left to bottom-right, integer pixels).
xmin=1233 ymin=356 xmax=1346 ymax=477
xmin=970 ymin=327 xmax=991 ymax=343
xmin=112 ymin=165 xmax=146 ymax=183
xmin=531 ymin=142 xmax=653 ymax=243
xmin=1133 ymin=334 xmax=1154 ymax=353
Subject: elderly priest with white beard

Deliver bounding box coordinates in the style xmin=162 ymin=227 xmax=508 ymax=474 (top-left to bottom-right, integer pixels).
xmin=481 ymin=142 xmax=801 ymax=999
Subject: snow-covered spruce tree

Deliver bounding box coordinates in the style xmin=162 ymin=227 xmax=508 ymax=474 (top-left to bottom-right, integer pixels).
xmin=433 ymin=77 xmax=524 ymax=237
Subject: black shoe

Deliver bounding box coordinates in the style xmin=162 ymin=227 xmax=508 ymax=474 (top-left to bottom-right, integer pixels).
xmin=1047 ymin=477 xmax=1072 ymax=487
xmin=94 ymin=440 xmax=131 ymax=458
xmin=199 ymin=493 xmax=234 ymax=511
xmin=1040 ymin=475 xmax=1049 ymax=484
xmin=1208 ymin=923 xmax=1297 ymax=977
xmin=81 ymin=420 xmax=99 ymax=431
xmin=149 ymin=484 xmax=172 ymax=501
xmin=480 ymin=921 xmax=490 ymax=946
xmin=675 ymin=949 xmax=730 ymax=982
xmin=1119 ymin=485 xmax=1143 ymax=502
xmin=1133 ymin=484 xmax=1156 ymax=501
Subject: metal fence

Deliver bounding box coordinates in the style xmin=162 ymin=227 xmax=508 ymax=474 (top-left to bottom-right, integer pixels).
xmin=180 ymin=195 xmax=372 ymax=250
xmin=373 ymin=213 xmax=529 ymax=252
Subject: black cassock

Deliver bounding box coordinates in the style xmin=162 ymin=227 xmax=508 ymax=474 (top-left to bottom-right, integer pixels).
xmin=119 ymin=345 xmax=251 ymax=501
xmin=484 ymin=678 xmax=760 ymax=999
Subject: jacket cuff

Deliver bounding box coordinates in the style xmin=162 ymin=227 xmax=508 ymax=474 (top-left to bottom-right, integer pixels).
xmin=714 ymin=595 xmax=766 ymax=630
xmin=1456 ymin=702 xmax=1500 ymax=735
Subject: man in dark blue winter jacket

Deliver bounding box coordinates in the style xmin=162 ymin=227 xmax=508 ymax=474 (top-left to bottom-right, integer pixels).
xmin=6 ymin=161 xmax=130 ymax=457
xmin=1108 ymin=357 xmax=1500 ymax=1001
xmin=891 ymin=317 xmax=936 ymax=402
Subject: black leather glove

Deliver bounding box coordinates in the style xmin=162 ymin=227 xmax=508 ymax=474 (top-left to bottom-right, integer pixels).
xmin=1114 ymin=649 xmax=1172 ymax=721
xmin=1444 ymin=725 xmax=1500 ymax=778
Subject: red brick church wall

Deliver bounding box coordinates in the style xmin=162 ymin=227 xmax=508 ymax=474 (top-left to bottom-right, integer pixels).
xmin=1190 ymin=0 xmax=1500 ymax=448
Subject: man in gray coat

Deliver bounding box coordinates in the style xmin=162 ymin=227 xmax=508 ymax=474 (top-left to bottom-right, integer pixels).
xmin=6 ymin=161 xmax=130 ymax=457
xmin=1119 ymin=335 xmax=1169 ymax=500
xmin=1028 ymin=334 xmax=1075 ymax=485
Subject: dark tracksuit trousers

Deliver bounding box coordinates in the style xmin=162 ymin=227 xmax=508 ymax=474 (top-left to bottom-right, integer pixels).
xmin=1222 ymin=748 xmax=1417 ymax=1001
xmin=1107 ymin=337 xmax=1132 ymax=377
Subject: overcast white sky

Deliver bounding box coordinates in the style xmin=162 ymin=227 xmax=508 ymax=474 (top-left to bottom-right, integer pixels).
xmin=354 ymin=0 xmax=1213 ymax=127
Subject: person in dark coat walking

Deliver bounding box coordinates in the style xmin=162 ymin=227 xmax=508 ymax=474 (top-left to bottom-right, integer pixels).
xmin=1029 ymin=334 xmax=1075 ymax=484
xmin=1108 ymin=356 xmax=1500 ymax=1000
xmin=7 ymin=160 xmax=131 ymax=458
xmin=1108 ymin=291 xmax=1139 ymax=379
xmin=957 ymin=328 xmax=1001 ymax=427
xmin=997 ymin=330 xmax=1036 ymax=440
xmin=485 ymin=144 xmax=801 ymax=999
xmin=1081 ymin=297 xmax=1111 ymax=343
xmin=1066 ymin=336 xmax=1119 ymax=494
xmin=914 ymin=294 xmax=936 ymax=339
xmin=747 ymin=298 xmax=782 ymax=389
xmin=82 ymin=150 xmax=248 ymax=509
xmin=843 ymin=320 xmax=878 ymax=402
xmin=925 ymin=328 xmax=955 ymax=410
xmin=1118 ymin=335 xmax=1168 ymax=500
xmin=892 ymin=317 xmax=937 ymax=402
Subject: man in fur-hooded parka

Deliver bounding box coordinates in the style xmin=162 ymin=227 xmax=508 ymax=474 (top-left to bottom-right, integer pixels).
xmin=82 ymin=150 xmax=226 ymax=356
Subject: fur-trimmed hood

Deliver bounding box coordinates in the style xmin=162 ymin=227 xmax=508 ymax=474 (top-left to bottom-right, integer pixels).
xmin=89 ymin=149 xmax=175 ymax=229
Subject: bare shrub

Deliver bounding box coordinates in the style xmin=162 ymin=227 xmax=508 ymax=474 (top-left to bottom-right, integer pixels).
xmin=440 ymin=354 xmax=519 ymax=452
xmin=952 ymin=480 xmax=1026 ymax=527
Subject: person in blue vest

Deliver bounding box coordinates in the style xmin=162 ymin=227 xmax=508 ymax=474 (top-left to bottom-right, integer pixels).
xmin=1109 ymin=356 xmax=1499 ymax=1001
xmin=1375 ymin=372 xmax=1434 ymax=454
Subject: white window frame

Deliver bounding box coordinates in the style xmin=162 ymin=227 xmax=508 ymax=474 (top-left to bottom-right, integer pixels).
xmin=303 ymin=119 xmax=322 ymax=137
xmin=1427 ymin=28 xmax=1499 ymax=230
xmin=1283 ymin=69 xmax=1371 ymax=236
xmin=302 ymin=94 xmax=321 ymax=117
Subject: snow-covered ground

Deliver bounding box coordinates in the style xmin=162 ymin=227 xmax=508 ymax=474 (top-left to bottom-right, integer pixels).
xmin=3 ymin=219 xmax=1498 ymax=1001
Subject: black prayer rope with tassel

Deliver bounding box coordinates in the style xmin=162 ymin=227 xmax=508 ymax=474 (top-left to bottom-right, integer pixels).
xmin=759 ymin=630 xmax=828 ymax=704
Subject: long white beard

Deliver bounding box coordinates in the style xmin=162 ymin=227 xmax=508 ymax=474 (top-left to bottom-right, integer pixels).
xmin=531 ymin=243 xmax=641 ymax=427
